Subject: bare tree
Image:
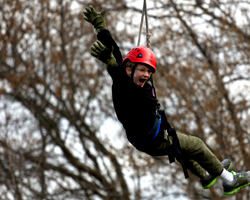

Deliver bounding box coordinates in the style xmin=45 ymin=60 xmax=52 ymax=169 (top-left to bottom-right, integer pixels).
xmin=0 ymin=0 xmax=129 ymax=199
xmin=143 ymin=0 xmax=250 ymax=199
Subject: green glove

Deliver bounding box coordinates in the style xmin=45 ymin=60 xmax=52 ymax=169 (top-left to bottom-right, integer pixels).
xmin=83 ymin=5 xmax=107 ymax=32
xmin=91 ymin=40 xmax=116 ymax=68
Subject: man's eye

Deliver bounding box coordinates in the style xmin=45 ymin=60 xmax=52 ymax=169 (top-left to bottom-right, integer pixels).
xmin=135 ymin=68 xmax=152 ymax=74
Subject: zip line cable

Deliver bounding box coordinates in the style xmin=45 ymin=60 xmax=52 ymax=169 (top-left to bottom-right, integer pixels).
xmin=137 ymin=0 xmax=151 ymax=49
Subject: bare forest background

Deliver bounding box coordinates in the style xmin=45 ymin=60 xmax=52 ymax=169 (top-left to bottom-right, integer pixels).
xmin=0 ymin=0 xmax=250 ymax=200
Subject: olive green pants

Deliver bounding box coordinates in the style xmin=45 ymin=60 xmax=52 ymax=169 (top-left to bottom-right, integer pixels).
xmin=155 ymin=132 xmax=224 ymax=179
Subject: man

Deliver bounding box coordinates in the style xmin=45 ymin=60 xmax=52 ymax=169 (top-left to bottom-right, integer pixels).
xmin=83 ymin=5 xmax=250 ymax=195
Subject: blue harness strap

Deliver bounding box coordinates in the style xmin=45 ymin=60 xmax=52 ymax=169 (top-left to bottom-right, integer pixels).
xmin=150 ymin=116 xmax=161 ymax=140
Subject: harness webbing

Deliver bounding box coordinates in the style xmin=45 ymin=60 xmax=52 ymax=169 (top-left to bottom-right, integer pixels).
xmin=157 ymin=109 xmax=189 ymax=179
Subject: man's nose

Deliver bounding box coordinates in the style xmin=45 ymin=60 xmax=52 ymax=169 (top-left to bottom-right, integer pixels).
xmin=143 ymin=71 xmax=150 ymax=76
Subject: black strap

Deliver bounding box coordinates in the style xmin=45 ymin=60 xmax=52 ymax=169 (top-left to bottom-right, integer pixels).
xmin=157 ymin=109 xmax=189 ymax=179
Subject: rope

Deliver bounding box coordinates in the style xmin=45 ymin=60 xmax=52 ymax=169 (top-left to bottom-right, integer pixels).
xmin=137 ymin=3 xmax=144 ymax=47
xmin=137 ymin=0 xmax=151 ymax=49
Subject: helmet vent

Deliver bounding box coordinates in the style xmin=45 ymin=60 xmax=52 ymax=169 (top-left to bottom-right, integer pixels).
xmin=136 ymin=53 xmax=143 ymax=58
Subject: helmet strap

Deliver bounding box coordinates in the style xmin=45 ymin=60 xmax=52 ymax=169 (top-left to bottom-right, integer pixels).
xmin=126 ymin=64 xmax=136 ymax=82
xmin=149 ymin=74 xmax=157 ymax=98
xmin=131 ymin=66 xmax=136 ymax=80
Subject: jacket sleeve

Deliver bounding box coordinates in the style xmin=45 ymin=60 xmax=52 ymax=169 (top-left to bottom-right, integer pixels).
xmin=97 ymin=29 xmax=123 ymax=65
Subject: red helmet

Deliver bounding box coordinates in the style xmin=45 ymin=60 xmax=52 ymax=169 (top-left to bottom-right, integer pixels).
xmin=122 ymin=46 xmax=157 ymax=72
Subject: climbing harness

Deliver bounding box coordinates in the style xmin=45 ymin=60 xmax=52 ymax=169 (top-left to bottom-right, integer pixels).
xmin=127 ymin=108 xmax=189 ymax=179
xmin=137 ymin=0 xmax=151 ymax=49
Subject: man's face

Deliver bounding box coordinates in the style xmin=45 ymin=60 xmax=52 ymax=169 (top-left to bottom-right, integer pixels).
xmin=126 ymin=64 xmax=153 ymax=87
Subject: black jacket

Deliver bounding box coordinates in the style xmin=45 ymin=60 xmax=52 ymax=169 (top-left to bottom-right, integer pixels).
xmin=97 ymin=30 xmax=163 ymax=150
